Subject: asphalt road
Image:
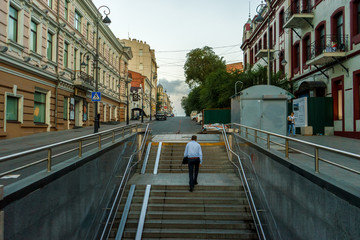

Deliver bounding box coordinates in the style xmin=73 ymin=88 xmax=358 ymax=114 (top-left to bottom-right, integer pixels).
xmin=150 ymin=116 xmax=202 ymax=135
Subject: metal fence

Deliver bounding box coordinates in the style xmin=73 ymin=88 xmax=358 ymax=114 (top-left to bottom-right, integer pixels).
xmin=309 ymin=34 xmax=348 ymax=59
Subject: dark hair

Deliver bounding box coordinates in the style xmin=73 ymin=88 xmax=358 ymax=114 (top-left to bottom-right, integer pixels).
xmin=191 ymin=135 xmax=197 ymax=141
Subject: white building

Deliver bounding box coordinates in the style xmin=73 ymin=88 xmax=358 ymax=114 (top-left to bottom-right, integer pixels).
xmin=241 ymin=0 xmax=360 ymax=138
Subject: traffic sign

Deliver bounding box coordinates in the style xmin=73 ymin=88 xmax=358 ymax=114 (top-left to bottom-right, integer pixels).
xmin=91 ymin=92 xmax=101 ymax=102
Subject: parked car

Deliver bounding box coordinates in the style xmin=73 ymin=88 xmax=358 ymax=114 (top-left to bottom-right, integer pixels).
xmin=156 ymin=112 xmax=167 ymax=120
xmin=190 ymin=111 xmax=198 ymax=120
xmin=196 ymin=113 xmax=203 ymax=124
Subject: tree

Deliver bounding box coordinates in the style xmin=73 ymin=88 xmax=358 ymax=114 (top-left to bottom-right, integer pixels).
xmin=184 ymin=46 xmax=226 ymax=88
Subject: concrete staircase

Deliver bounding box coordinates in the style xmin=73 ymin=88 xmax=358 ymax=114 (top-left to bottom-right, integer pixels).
xmin=109 ymin=142 xmax=259 ymax=240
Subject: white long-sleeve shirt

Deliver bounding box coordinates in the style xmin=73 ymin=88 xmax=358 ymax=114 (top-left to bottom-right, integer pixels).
xmin=184 ymin=140 xmax=203 ymax=164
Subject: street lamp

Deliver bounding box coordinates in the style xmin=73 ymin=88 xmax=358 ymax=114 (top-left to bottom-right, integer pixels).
xmin=255 ymin=0 xmax=271 ymax=85
xmin=93 ymin=5 xmax=111 ymax=133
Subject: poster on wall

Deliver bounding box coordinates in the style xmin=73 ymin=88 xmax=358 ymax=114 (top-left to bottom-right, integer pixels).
xmin=69 ymin=98 xmax=75 ymax=120
xmin=293 ymin=97 xmax=308 ymax=127
xmin=83 ymin=102 xmax=88 ymax=121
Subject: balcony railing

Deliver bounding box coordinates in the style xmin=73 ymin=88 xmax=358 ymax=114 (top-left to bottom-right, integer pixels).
xmin=284 ymin=0 xmax=313 ymax=29
xmin=307 ymin=35 xmax=348 ymax=65
xmin=73 ymin=70 xmax=95 ymax=90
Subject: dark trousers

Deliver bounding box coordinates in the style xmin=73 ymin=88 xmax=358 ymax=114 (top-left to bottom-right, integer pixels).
xmin=188 ymin=158 xmax=200 ymax=189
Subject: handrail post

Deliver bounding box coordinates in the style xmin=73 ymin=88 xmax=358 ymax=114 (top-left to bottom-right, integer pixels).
xmin=112 ymin=131 xmax=115 ymax=143
xmin=79 ymin=140 xmax=82 ymax=158
xmin=255 ymin=130 xmax=257 ymax=143
xmin=122 ymin=128 xmax=125 ymax=138
xmin=246 ymin=128 xmax=248 ymax=139
xmin=315 ymin=147 xmax=319 ymax=173
xmin=267 ymin=134 xmax=270 ymax=149
xmin=47 ymin=149 xmax=52 ymax=172
xmin=0 ymin=185 xmax=3 ymax=240
xmin=285 ymin=139 xmax=289 ymax=158
xmin=98 ymin=135 xmax=101 ymax=150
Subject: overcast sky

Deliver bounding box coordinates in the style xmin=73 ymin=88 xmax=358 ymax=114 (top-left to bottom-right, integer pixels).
xmin=93 ymin=0 xmax=258 ymax=116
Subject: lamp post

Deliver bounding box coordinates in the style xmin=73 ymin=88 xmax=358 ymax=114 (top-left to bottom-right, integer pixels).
xmin=256 ymin=0 xmax=271 ymax=85
xmin=93 ymin=5 xmax=111 ymax=133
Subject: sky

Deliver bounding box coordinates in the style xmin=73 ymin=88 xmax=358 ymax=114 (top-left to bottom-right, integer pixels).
xmin=93 ymin=0 xmax=258 ymax=116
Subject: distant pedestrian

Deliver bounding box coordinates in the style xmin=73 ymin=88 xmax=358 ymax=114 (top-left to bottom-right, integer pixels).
xmin=183 ymin=135 xmax=203 ymax=192
xmin=287 ymin=112 xmax=295 ymax=136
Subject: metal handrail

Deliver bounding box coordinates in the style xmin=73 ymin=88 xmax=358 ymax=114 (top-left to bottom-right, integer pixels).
xmin=221 ymin=125 xmax=266 ymax=240
xmin=232 ymin=123 xmax=360 ymax=175
xmin=100 ymin=123 xmax=150 ymax=240
xmin=0 ymin=123 xmax=140 ymax=178
xmin=284 ymin=0 xmax=312 ymax=23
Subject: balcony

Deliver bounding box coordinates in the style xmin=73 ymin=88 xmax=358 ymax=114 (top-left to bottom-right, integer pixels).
xmin=284 ymin=1 xmax=314 ymax=29
xmin=306 ymin=35 xmax=348 ymax=65
xmin=73 ymin=71 xmax=95 ymax=91
xmin=255 ymin=48 xmax=275 ymax=59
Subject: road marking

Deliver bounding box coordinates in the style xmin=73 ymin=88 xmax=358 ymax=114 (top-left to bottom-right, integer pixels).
xmin=1 ymin=174 xmax=20 ymax=179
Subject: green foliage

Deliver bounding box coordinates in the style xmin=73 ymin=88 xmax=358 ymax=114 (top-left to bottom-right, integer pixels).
xmin=184 ymin=46 xmax=226 ymax=88
xmin=183 ymin=47 xmax=291 ymax=114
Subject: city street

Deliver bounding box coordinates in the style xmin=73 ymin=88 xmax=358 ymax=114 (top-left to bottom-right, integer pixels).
xmin=150 ymin=116 xmax=202 ymax=135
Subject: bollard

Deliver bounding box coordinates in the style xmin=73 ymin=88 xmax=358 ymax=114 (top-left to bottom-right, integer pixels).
xmin=47 ymin=149 xmax=52 ymax=172
xmin=0 ymin=185 xmax=3 ymax=240
xmin=285 ymin=139 xmax=289 ymax=158
xmin=79 ymin=140 xmax=82 ymax=158
xmin=315 ymin=147 xmax=319 ymax=173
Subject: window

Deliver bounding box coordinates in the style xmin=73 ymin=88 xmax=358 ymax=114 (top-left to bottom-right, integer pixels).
xmin=83 ymin=101 xmax=88 ymax=121
xmin=64 ymin=42 xmax=69 ymax=67
xmin=315 ymin=22 xmax=326 ymax=55
xmin=30 ymin=20 xmax=37 ymax=52
xmin=279 ymin=50 xmax=285 ymax=74
xmin=75 ymin=10 xmax=81 ymax=32
xmin=269 ymin=27 xmax=273 ymax=49
xmin=103 ymin=70 xmax=106 ymax=85
xmin=250 ymin=48 xmax=254 ymax=65
xmin=358 ymin=2 xmax=360 ymax=34
xmin=303 ymin=0 xmax=312 ymax=12
xmin=139 ymin=63 xmax=143 ymax=70
xmin=47 ymin=32 xmax=53 ymax=60
xmin=293 ymin=42 xmax=300 ymax=73
xmin=332 ymin=9 xmax=344 ymax=46
xmin=292 ymin=0 xmax=300 ymax=14
xmin=103 ymin=42 xmax=106 ymax=55
xmin=8 ymin=6 xmax=18 ymax=42
xmin=63 ymin=97 xmax=68 ymax=119
xmin=48 ymin=0 xmax=52 ymax=8
xmin=279 ymin=9 xmax=284 ymax=35
xmin=64 ymin=0 xmax=68 ymax=20
xmin=302 ymin=34 xmax=311 ymax=66
xmin=74 ymin=49 xmax=77 ymax=70
xmin=6 ymin=96 xmax=18 ymax=121
xmin=139 ymin=49 xmax=143 ymax=56
xmin=34 ymin=92 xmax=46 ymax=123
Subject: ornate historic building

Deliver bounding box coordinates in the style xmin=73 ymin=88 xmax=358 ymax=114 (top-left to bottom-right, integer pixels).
xmin=0 ymin=0 xmax=132 ymax=139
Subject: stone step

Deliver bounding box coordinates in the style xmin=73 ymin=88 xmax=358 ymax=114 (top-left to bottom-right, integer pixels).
xmin=125 ymin=219 xmax=255 ymax=230
xmin=123 ymin=228 xmax=258 ymax=239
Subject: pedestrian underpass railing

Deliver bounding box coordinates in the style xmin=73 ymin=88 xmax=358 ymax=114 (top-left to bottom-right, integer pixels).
xmin=100 ymin=123 xmax=150 ymax=240
xmin=0 ymin=123 xmax=143 ymax=178
xmin=231 ymin=123 xmax=360 ymax=175
xmin=221 ymin=124 xmax=266 ymax=240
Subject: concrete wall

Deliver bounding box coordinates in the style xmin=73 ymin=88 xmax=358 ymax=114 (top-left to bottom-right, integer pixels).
xmin=231 ymin=134 xmax=360 ymax=240
xmin=2 ymin=135 xmax=138 ymax=240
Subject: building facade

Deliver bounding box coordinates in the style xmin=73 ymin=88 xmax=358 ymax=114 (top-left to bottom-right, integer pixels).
xmin=128 ymin=70 xmax=151 ymax=118
xmin=241 ymin=0 xmax=360 ymax=138
xmin=157 ymin=84 xmax=172 ymax=115
xmin=120 ymin=38 xmax=158 ymax=118
xmin=0 ymin=0 xmax=132 ymax=139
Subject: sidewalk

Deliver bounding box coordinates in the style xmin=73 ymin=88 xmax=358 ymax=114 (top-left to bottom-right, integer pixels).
xmin=0 ymin=120 xmax=149 ymax=157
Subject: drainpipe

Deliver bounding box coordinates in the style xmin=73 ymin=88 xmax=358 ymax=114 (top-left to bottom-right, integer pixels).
xmin=118 ymin=49 xmax=124 ymax=120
